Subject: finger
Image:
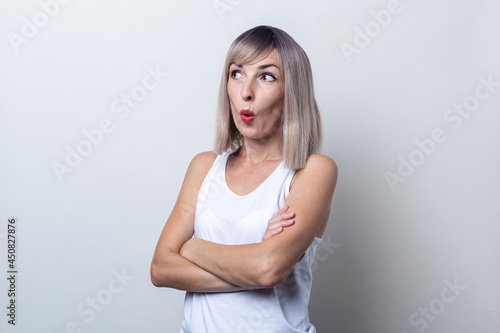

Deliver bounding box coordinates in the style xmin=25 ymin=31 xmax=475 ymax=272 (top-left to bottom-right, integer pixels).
xmin=270 ymin=217 xmax=295 ymax=228
xmin=268 ymin=213 xmax=289 ymax=224
xmin=274 ymin=206 xmax=289 ymax=219
xmin=263 ymin=226 xmax=283 ymax=240
xmin=274 ymin=206 xmax=287 ymax=216
xmin=277 ymin=219 xmax=293 ymax=228
xmin=266 ymin=220 xmax=294 ymax=236
xmin=267 ymin=218 xmax=293 ymax=231
xmin=273 ymin=211 xmax=295 ymax=222
xmin=280 ymin=205 xmax=289 ymax=213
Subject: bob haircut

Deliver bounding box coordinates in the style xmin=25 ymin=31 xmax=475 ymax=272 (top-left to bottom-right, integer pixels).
xmin=214 ymin=25 xmax=322 ymax=170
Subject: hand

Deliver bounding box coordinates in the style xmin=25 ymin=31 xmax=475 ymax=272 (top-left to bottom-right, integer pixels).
xmin=262 ymin=205 xmax=295 ymax=241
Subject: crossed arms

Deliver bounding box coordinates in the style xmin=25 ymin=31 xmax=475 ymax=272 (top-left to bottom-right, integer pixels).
xmin=150 ymin=151 xmax=338 ymax=291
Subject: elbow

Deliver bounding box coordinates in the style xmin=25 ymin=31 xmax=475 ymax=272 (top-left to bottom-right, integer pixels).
xmin=150 ymin=259 xmax=169 ymax=288
xmin=257 ymin=258 xmax=291 ymax=288
xmin=150 ymin=261 xmax=162 ymax=287
xmin=151 ymin=248 xmax=185 ymax=289
xmin=259 ymin=275 xmax=282 ymax=288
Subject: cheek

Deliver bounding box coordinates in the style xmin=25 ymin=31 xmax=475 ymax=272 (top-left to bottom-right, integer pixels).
xmin=226 ymin=88 xmax=237 ymax=112
xmin=264 ymin=85 xmax=284 ymax=107
xmin=268 ymin=93 xmax=284 ymax=113
xmin=226 ymin=83 xmax=238 ymax=102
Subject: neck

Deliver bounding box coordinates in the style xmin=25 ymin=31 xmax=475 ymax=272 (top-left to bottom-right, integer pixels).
xmin=236 ymin=134 xmax=282 ymax=164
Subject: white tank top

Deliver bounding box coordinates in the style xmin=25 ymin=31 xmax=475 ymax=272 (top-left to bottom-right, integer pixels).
xmin=180 ymin=151 xmax=321 ymax=333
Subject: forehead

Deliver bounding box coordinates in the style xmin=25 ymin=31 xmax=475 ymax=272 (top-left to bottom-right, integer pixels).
xmin=233 ymin=49 xmax=280 ymax=68
xmin=251 ymin=49 xmax=279 ymax=66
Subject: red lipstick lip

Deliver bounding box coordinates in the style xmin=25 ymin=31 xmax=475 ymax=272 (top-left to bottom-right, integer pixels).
xmin=240 ymin=109 xmax=254 ymax=116
xmin=240 ymin=109 xmax=254 ymax=124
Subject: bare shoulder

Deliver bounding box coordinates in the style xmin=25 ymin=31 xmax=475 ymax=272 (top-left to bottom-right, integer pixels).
xmin=191 ymin=151 xmax=218 ymax=168
xmin=292 ymin=154 xmax=338 ymax=189
xmin=187 ymin=151 xmax=218 ymax=182
xmin=304 ymin=154 xmax=338 ymax=174
xmin=174 ymin=151 xmax=218 ymax=206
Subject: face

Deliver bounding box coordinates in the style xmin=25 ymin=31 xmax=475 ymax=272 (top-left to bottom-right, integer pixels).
xmin=227 ymin=49 xmax=284 ymax=142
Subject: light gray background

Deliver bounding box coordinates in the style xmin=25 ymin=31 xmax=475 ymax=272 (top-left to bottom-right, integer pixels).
xmin=1 ymin=0 xmax=499 ymax=332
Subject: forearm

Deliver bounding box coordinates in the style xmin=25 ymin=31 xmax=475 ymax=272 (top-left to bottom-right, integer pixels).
xmin=180 ymin=238 xmax=285 ymax=288
xmin=151 ymin=248 xmax=248 ymax=292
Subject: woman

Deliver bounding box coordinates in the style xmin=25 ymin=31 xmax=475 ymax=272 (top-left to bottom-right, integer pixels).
xmin=151 ymin=25 xmax=338 ymax=332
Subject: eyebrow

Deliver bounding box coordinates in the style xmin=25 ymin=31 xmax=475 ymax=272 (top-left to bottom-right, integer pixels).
xmin=232 ymin=63 xmax=280 ymax=70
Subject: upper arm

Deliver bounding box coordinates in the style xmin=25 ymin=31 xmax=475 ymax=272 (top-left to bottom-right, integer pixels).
xmin=261 ymin=154 xmax=338 ymax=284
xmin=153 ymin=151 xmax=216 ymax=255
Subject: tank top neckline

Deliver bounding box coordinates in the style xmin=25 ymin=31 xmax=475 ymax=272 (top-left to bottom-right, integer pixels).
xmin=221 ymin=151 xmax=285 ymax=198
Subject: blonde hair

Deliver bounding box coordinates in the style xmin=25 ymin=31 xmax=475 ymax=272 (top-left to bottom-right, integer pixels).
xmin=214 ymin=25 xmax=322 ymax=170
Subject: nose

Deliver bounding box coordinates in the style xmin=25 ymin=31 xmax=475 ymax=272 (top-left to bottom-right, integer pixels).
xmin=240 ymin=80 xmax=254 ymax=101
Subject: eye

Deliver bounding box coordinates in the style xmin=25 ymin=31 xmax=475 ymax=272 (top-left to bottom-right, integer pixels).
xmin=261 ymin=73 xmax=277 ymax=82
xmin=230 ymin=70 xmax=243 ymax=79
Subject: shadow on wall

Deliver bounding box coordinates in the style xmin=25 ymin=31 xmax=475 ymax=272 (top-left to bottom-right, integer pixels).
xmin=308 ymin=149 xmax=378 ymax=333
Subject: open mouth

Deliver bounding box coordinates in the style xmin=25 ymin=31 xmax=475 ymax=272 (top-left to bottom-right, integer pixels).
xmin=240 ymin=109 xmax=255 ymax=123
